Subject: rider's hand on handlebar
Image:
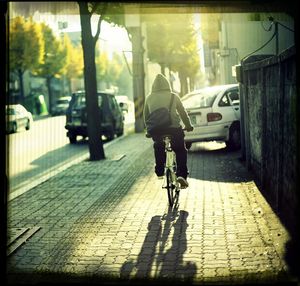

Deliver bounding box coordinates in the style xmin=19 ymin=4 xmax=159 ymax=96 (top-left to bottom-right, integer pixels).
xmin=185 ymin=126 xmax=194 ymax=132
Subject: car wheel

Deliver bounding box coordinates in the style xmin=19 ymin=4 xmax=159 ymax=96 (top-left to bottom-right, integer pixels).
xmin=25 ymin=119 xmax=30 ymax=130
xmin=106 ymin=127 xmax=115 ymax=141
xmin=226 ymin=124 xmax=241 ymax=150
xmin=116 ymin=126 xmax=124 ymax=137
xmin=185 ymin=142 xmax=192 ymax=150
xmin=69 ymin=134 xmax=77 ymax=144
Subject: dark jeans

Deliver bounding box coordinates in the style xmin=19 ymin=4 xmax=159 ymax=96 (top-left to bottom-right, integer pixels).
xmin=152 ymin=127 xmax=188 ymax=179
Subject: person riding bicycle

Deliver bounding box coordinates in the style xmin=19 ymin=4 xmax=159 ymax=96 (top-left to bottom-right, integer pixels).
xmin=143 ymin=73 xmax=193 ymax=188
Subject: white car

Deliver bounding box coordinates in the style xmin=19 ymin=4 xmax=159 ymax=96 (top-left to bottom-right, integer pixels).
xmin=53 ymin=96 xmax=71 ymax=115
xmin=181 ymin=84 xmax=241 ymax=150
xmin=6 ymin=104 xmax=33 ymax=134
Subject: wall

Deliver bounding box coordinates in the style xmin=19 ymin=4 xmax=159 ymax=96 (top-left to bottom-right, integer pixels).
xmin=239 ymin=46 xmax=297 ymax=232
xmin=219 ymin=13 xmax=294 ymax=85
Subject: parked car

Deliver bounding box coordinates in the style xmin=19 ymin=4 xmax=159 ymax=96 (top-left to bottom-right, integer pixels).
xmin=52 ymin=96 xmax=71 ymax=115
xmin=6 ymin=104 xmax=33 ymax=134
xmin=65 ymin=91 xmax=124 ymax=144
xmin=181 ymin=84 xmax=241 ymax=150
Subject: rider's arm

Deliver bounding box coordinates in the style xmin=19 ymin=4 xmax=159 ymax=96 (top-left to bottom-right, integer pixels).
xmin=175 ymin=96 xmax=193 ymax=129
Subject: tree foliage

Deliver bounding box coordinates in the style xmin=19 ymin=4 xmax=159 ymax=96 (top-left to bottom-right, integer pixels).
xmin=35 ymin=22 xmax=67 ymax=78
xmin=9 ymin=16 xmax=44 ymax=73
xmin=145 ymin=14 xmax=200 ymax=95
xmin=9 ymin=16 xmax=44 ymax=102
xmin=64 ymin=34 xmax=84 ymax=80
xmin=200 ymin=14 xmax=220 ymax=46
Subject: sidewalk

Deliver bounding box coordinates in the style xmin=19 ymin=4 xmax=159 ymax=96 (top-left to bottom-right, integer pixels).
xmin=6 ymin=133 xmax=296 ymax=285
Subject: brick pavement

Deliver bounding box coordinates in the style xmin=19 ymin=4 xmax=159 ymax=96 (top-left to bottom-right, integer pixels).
xmin=6 ymin=133 xmax=297 ymax=285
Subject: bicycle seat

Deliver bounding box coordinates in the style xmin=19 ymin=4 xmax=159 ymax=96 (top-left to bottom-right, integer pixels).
xmin=162 ymin=134 xmax=172 ymax=139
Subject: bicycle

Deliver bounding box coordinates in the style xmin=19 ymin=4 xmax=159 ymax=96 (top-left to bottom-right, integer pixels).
xmin=146 ymin=128 xmax=191 ymax=208
xmin=162 ymin=134 xmax=181 ymax=208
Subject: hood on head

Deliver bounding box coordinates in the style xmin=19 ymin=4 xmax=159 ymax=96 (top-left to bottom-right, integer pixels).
xmin=151 ymin=74 xmax=171 ymax=93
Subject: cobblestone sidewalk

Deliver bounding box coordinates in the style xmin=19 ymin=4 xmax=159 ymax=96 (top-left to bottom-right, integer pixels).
xmin=6 ymin=134 xmax=296 ymax=285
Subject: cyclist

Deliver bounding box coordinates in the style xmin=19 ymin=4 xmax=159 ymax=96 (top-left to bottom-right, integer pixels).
xmin=143 ymin=73 xmax=193 ymax=188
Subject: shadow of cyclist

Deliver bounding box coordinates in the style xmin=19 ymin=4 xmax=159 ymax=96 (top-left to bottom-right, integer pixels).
xmin=120 ymin=209 xmax=197 ymax=282
xmin=159 ymin=210 xmax=197 ymax=281
xmin=120 ymin=215 xmax=162 ymax=279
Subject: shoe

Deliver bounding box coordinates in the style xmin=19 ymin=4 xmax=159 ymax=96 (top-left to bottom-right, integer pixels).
xmin=177 ymin=176 xmax=189 ymax=188
xmin=157 ymin=175 xmax=164 ymax=180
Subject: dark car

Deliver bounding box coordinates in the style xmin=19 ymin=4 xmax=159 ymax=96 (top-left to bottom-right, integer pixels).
xmin=65 ymin=91 xmax=124 ymax=144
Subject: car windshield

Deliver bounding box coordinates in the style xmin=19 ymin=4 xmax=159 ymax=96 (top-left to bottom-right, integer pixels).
xmin=182 ymin=86 xmax=226 ymax=109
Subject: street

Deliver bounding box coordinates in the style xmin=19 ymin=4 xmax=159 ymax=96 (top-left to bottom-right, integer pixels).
xmin=6 ymin=113 xmax=134 ymax=200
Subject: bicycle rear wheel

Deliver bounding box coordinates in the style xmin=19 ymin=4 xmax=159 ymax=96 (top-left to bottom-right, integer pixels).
xmin=166 ymin=169 xmax=174 ymax=207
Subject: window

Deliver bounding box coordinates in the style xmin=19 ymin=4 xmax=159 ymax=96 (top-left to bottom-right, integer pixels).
xmin=227 ymin=90 xmax=239 ymax=101
xmin=182 ymin=86 xmax=226 ymax=109
xmin=218 ymin=94 xmax=230 ymax=107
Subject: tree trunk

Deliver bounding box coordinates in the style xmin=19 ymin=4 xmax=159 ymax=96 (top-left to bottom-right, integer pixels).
xmin=46 ymin=76 xmax=53 ymax=114
xmin=78 ymin=2 xmax=105 ymax=160
xmin=169 ymin=69 xmax=173 ymax=90
xmin=67 ymin=78 xmax=72 ymax=95
xmin=17 ymin=69 xmax=25 ymax=104
xmin=160 ymin=63 xmax=166 ymax=76
xmin=178 ymin=72 xmax=188 ymax=97
xmin=189 ymin=76 xmax=194 ymax=92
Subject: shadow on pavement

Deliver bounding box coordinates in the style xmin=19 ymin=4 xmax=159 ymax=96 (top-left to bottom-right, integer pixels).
xmin=120 ymin=208 xmax=197 ymax=283
xmin=9 ymin=136 xmax=115 ymax=191
xmin=187 ymin=141 xmax=253 ymax=183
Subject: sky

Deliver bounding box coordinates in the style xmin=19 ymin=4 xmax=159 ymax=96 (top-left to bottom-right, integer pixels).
xmin=32 ymin=11 xmax=132 ymax=57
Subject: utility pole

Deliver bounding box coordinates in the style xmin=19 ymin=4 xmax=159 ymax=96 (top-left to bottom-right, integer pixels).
xmin=125 ymin=12 xmax=145 ymax=133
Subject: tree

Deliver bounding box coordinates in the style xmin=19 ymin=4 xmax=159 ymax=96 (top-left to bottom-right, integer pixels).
xmin=34 ymin=22 xmax=67 ymax=114
xmin=78 ymin=2 xmax=125 ymax=160
xmin=145 ymin=16 xmax=172 ymax=75
xmin=95 ymin=50 xmax=109 ymax=89
xmin=64 ymin=35 xmax=84 ymax=94
xmin=145 ymin=14 xmax=200 ymax=95
xmin=9 ymin=16 xmax=44 ymax=103
xmin=106 ymin=53 xmax=123 ymax=87
xmin=169 ymin=17 xmax=200 ymax=95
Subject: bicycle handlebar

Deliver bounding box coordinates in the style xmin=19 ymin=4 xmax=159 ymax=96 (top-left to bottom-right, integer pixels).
xmin=145 ymin=127 xmax=193 ymax=138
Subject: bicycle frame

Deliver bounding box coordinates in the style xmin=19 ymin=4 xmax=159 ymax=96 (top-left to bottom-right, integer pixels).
xmin=163 ymin=136 xmax=180 ymax=207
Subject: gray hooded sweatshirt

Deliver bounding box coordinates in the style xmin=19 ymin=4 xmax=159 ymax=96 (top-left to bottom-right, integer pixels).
xmin=143 ymin=74 xmax=192 ymax=129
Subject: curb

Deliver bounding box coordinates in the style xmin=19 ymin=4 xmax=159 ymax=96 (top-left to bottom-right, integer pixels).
xmin=8 ymin=134 xmax=128 ymax=202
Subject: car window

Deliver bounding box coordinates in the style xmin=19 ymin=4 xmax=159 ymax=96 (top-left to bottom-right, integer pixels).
xmin=218 ymin=94 xmax=230 ymax=107
xmin=72 ymin=93 xmax=104 ymax=108
xmin=112 ymin=97 xmax=120 ymax=110
xmin=182 ymin=91 xmax=218 ymax=109
xmin=107 ymin=96 xmax=116 ymax=110
xmin=73 ymin=94 xmax=84 ymax=108
xmin=227 ymin=89 xmax=239 ymax=102
xmin=97 ymin=95 xmax=103 ymax=107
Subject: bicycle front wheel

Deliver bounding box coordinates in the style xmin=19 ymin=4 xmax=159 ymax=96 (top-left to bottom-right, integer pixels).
xmin=166 ymin=169 xmax=174 ymax=207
